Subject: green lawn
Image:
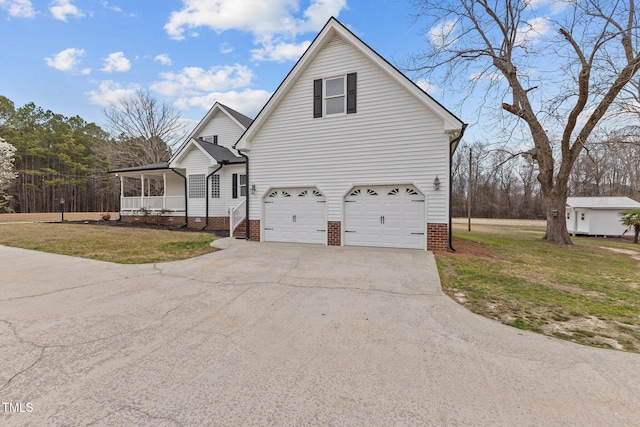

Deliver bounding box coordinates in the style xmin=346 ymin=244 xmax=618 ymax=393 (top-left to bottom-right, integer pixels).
xmin=437 ymin=225 xmax=640 ymax=352
xmin=0 ymin=223 xmax=217 ymax=263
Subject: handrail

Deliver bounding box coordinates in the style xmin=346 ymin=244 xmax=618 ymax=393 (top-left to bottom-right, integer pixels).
xmin=229 ymin=199 xmax=246 ymax=235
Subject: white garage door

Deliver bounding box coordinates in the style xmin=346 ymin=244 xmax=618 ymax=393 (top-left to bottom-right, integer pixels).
xmin=344 ymin=185 xmax=425 ymax=249
xmin=264 ymin=188 xmax=326 ymax=244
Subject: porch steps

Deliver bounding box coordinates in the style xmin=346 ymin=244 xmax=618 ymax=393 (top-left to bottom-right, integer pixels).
xmin=233 ymin=219 xmax=247 ymax=238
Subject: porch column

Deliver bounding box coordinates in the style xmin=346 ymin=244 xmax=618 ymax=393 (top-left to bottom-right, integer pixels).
xmin=119 ymin=175 xmax=124 ymax=211
xmin=141 ymin=174 xmax=145 ymax=208
xmin=163 ymin=172 xmax=167 ymax=210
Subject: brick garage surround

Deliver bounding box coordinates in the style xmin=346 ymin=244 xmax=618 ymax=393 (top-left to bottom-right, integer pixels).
xmin=427 ymin=223 xmax=448 ymax=252
xmin=328 ymin=221 xmax=341 ymax=246
xmin=248 ymin=220 xmax=260 ymax=241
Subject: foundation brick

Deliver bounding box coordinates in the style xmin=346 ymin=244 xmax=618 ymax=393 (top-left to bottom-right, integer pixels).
xmin=427 ymin=223 xmax=449 ymax=252
xmin=248 ymin=220 xmax=260 ymax=241
xmin=328 ymin=221 xmax=341 ymax=246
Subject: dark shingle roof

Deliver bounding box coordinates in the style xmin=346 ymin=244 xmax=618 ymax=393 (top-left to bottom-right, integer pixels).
xmin=193 ymin=139 xmax=245 ymax=164
xmin=219 ymin=103 xmax=254 ymax=129
xmin=109 ymin=162 xmax=170 ymax=173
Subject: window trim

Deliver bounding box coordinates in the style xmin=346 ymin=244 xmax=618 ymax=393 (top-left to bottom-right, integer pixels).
xmin=240 ymin=174 xmax=247 ymax=197
xmin=324 ymin=76 xmax=346 ymax=116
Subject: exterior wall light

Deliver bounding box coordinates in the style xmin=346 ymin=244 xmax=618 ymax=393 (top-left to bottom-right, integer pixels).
xmin=250 ymin=183 xmax=256 ymax=194
xmin=433 ymin=176 xmax=441 ymax=191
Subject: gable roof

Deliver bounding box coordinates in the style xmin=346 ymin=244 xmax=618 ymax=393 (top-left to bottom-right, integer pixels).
xmin=171 ymin=102 xmax=252 ymax=163
xmin=170 ymin=138 xmax=245 ymax=166
xmin=235 ymin=17 xmax=464 ymax=151
xmin=566 ymin=197 xmax=640 ymax=209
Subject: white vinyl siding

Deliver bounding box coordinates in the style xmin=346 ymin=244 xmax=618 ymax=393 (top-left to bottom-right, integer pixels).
xmin=182 ymin=148 xmax=209 ymax=216
xmin=207 ymin=165 xmax=246 ymax=217
xmin=247 ymin=33 xmax=451 ymax=228
xmin=197 ymin=110 xmax=244 ymax=149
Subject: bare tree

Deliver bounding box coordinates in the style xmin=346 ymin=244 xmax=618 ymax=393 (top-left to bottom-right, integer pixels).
xmin=104 ymin=89 xmax=186 ymax=167
xmin=410 ymin=0 xmax=640 ymax=244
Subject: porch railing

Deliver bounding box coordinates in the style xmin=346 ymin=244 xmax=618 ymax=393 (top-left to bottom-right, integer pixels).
xmin=121 ymin=196 xmax=185 ymax=212
xmin=229 ymin=199 xmax=246 ymax=236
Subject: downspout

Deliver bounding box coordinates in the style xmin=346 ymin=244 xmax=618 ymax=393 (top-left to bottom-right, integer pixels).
xmin=171 ymin=168 xmax=188 ymax=228
xmin=448 ymin=124 xmax=467 ymax=252
xmin=202 ymin=163 xmax=225 ymax=230
xmin=237 ymin=152 xmax=250 ymax=240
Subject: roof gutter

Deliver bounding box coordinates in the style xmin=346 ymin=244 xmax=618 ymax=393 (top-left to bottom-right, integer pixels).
xmin=237 ymin=151 xmax=250 ymax=240
xmin=448 ymin=123 xmax=467 ymax=252
xmin=171 ymin=168 xmax=188 ymax=228
xmin=203 ymin=162 xmax=226 ymax=230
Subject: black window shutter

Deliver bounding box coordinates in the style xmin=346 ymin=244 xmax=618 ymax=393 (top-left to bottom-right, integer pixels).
xmin=313 ymin=79 xmax=322 ymax=118
xmin=232 ymin=173 xmax=238 ymax=199
xmin=347 ymin=72 xmax=357 ymax=114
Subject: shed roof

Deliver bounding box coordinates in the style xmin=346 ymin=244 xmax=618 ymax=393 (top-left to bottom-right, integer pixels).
xmin=192 ymin=139 xmax=245 ymax=164
xmin=566 ymin=197 xmax=640 ymax=209
xmin=109 ymin=162 xmax=170 ymax=173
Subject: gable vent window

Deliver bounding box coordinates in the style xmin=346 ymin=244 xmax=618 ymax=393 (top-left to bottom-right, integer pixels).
xmin=313 ymin=72 xmax=356 ymax=118
xmin=202 ymin=135 xmax=218 ymax=144
xmin=189 ymin=174 xmax=206 ymax=199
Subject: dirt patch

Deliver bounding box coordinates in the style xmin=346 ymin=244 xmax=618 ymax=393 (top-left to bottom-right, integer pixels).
xmin=600 ymin=246 xmax=640 ymax=262
xmin=445 ymin=237 xmax=495 ymax=259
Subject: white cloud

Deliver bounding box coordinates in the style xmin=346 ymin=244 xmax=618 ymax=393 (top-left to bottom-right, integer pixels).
xmin=49 ymin=0 xmax=83 ymax=22
xmin=174 ymin=89 xmax=271 ymax=117
xmin=102 ymin=52 xmax=131 ymax=73
xmin=81 ymin=68 xmax=91 ymax=75
xmin=0 ymin=0 xmax=35 ymax=18
xmin=414 ymin=78 xmax=438 ymax=93
xmin=428 ymin=19 xmax=457 ymax=50
xmin=44 ymin=47 xmax=85 ymax=71
xmin=164 ymin=0 xmax=347 ymax=62
xmin=151 ymin=64 xmax=254 ymax=97
xmin=515 ymin=17 xmax=550 ymax=46
xmin=251 ymin=40 xmax=311 ymax=62
xmin=87 ymin=80 xmax=138 ymax=106
xmin=220 ymin=42 xmax=234 ymax=54
xmin=154 ymin=53 xmax=172 ymax=66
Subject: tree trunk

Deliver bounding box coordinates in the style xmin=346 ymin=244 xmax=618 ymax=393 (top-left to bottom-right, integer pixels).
xmin=634 ymin=225 xmax=639 ymax=244
xmin=541 ymin=182 xmax=573 ymax=244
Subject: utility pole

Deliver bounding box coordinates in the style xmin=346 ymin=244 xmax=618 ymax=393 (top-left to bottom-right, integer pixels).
xmin=468 ymin=148 xmax=472 ymax=232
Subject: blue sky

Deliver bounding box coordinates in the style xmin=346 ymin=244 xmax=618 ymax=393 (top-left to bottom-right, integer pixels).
xmin=0 ymin=0 xmax=441 ymax=132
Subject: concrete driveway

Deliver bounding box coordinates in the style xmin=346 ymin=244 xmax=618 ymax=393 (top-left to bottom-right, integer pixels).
xmin=1 ymin=239 xmax=639 ymax=426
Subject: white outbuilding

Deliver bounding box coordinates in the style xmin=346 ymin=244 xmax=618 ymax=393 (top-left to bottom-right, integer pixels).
xmin=566 ymin=197 xmax=640 ymax=236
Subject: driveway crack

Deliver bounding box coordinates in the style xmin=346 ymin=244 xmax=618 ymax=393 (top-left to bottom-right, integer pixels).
xmin=1 ymin=320 xmax=47 ymax=392
xmin=0 ymin=271 xmax=161 ymax=302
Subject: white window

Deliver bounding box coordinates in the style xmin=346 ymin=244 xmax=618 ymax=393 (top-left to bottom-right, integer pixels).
xmin=211 ymin=174 xmax=220 ymax=198
xmin=325 ymin=76 xmax=345 ymax=115
xmin=189 ymin=174 xmax=205 ymax=199
xmin=240 ymin=174 xmax=247 ymax=197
